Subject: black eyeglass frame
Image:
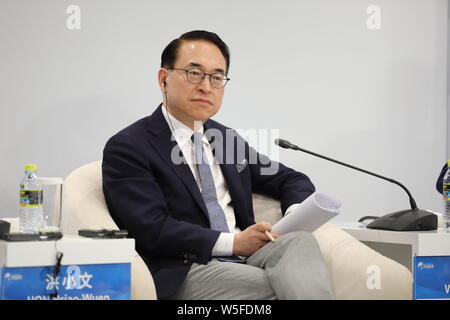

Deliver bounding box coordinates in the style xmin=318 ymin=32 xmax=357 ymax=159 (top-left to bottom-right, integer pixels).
xmin=167 ymin=67 xmax=230 ymax=89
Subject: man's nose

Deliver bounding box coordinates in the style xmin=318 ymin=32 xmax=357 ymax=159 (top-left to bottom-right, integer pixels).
xmin=197 ymin=75 xmax=213 ymax=93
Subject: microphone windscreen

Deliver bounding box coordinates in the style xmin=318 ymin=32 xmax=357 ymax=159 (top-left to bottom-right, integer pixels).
xmin=274 ymin=138 xmax=293 ymax=149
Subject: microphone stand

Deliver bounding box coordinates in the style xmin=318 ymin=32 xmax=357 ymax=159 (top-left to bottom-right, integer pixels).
xmin=275 ymin=139 xmax=437 ymax=231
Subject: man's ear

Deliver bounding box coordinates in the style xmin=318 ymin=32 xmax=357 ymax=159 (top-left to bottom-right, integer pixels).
xmin=158 ymin=68 xmax=168 ymax=93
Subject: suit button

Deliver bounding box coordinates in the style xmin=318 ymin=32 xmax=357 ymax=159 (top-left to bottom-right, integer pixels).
xmin=187 ymin=253 xmax=197 ymax=260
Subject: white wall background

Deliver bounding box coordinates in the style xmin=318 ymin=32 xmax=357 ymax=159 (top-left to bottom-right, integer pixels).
xmin=0 ymin=0 xmax=447 ymax=223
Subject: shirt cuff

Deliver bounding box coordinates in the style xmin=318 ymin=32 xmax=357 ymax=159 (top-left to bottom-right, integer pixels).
xmin=212 ymin=232 xmax=235 ymax=256
xmin=285 ymin=203 xmax=302 ymax=216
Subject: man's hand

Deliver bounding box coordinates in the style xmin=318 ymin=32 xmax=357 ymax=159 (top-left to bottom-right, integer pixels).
xmin=232 ymin=222 xmax=281 ymax=257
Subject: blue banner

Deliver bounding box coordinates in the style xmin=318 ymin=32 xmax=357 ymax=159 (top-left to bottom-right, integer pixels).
xmin=414 ymin=256 xmax=450 ymax=300
xmin=0 ymin=263 xmax=130 ymax=300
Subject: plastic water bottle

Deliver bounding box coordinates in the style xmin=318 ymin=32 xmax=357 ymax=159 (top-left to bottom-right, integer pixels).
xmin=444 ymin=160 xmax=450 ymax=230
xmin=19 ymin=164 xmax=44 ymax=233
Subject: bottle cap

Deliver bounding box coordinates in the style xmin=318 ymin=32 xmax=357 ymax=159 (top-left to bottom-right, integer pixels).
xmin=24 ymin=164 xmax=38 ymax=172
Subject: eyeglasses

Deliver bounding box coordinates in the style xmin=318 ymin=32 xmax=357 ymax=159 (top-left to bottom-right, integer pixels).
xmin=168 ymin=67 xmax=230 ymax=89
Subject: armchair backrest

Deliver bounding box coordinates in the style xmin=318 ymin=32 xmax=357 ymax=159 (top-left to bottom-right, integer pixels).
xmin=62 ymin=161 xmax=117 ymax=234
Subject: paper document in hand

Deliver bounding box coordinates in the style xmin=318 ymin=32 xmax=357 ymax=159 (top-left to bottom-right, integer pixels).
xmin=271 ymin=192 xmax=341 ymax=234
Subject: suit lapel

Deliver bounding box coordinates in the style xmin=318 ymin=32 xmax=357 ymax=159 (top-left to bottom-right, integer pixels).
xmin=204 ymin=122 xmax=249 ymax=224
xmin=146 ymin=105 xmax=210 ymax=220
xmin=219 ymin=163 xmax=248 ymax=218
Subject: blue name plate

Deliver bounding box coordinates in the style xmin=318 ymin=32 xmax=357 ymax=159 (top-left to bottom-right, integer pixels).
xmin=414 ymin=256 xmax=450 ymax=300
xmin=0 ymin=263 xmax=130 ymax=300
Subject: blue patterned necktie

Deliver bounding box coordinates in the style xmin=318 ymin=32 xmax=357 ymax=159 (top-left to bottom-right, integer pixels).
xmin=192 ymin=132 xmax=230 ymax=232
xmin=191 ymin=132 xmax=246 ymax=264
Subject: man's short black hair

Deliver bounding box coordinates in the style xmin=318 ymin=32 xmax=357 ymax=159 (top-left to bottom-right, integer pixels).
xmin=161 ymin=30 xmax=230 ymax=74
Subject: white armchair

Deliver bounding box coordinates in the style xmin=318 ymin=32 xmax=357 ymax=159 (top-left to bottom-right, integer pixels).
xmin=62 ymin=161 xmax=156 ymax=300
xmin=62 ymin=161 xmax=412 ymax=300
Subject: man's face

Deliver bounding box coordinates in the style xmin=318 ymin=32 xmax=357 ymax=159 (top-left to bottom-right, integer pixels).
xmin=159 ymin=40 xmax=227 ymax=129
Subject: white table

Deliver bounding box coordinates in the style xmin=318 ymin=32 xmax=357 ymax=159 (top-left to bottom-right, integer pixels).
xmin=0 ymin=236 xmax=135 ymax=300
xmin=336 ymin=222 xmax=450 ymax=299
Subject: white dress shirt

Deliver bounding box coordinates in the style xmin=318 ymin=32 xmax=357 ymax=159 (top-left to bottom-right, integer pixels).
xmin=162 ymin=106 xmax=301 ymax=256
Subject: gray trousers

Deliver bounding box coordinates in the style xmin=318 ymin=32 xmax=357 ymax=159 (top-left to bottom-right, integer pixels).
xmin=168 ymin=231 xmax=334 ymax=300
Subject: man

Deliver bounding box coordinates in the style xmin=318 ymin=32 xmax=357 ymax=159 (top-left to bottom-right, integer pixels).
xmin=436 ymin=163 xmax=447 ymax=194
xmin=102 ymin=30 xmax=333 ymax=300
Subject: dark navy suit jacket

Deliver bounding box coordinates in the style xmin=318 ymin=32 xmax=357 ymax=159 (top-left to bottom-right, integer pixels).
xmin=436 ymin=163 xmax=447 ymax=194
xmin=102 ymin=104 xmax=315 ymax=299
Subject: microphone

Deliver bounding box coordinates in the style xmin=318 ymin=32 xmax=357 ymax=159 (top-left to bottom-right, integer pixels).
xmin=275 ymin=138 xmax=297 ymax=150
xmin=274 ymin=138 xmax=437 ymax=231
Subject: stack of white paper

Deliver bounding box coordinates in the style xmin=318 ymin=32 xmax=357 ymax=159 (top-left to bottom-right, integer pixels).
xmin=271 ymin=192 xmax=341 ymax=234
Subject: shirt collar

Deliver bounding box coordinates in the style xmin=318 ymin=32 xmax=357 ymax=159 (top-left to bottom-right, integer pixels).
xmin=161 ymin=105 xmax=209 ymax=147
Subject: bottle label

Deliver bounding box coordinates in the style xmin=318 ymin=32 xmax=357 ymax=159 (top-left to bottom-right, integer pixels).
xmin=444 ymin=183 xmax=450 ymax=201
xmin=20 ymin=189 xmax=43 ymax=207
